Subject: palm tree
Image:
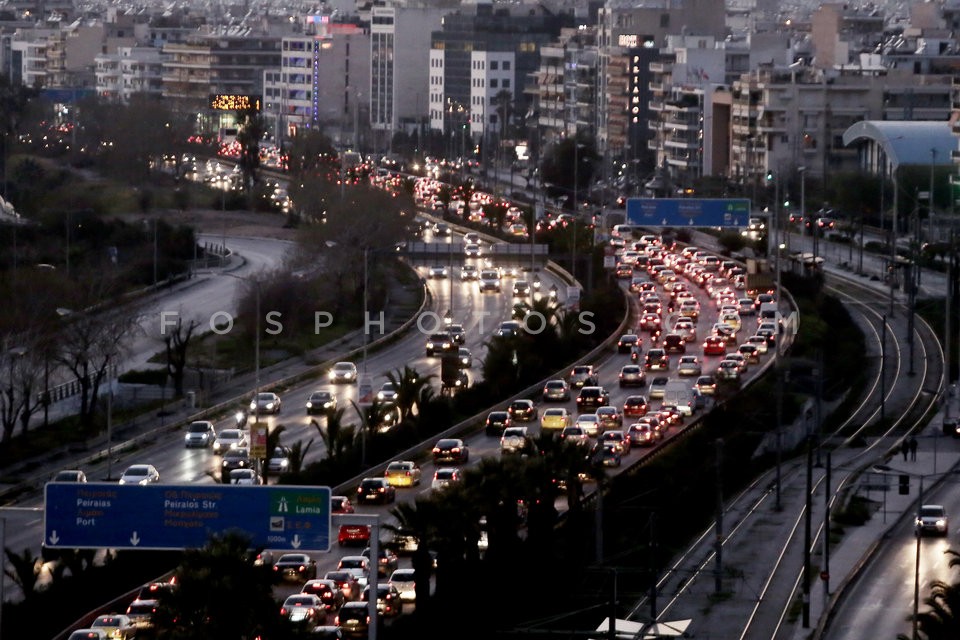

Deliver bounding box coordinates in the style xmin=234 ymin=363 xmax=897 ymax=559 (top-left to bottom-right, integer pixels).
xmin=153 ymin=532 xmax=283 ymax=640
xmin=3 ymin=547 xmax=40 ymax=599
xmin=285 ymin=438 xmax=313 ymax=475
xmin=385 ymin=499 xmax=438 ymax=612
xmin=385 ymin=366 xmax=434 ymax=422
xmin=493 ymin=89 xmax=514 ymax=141
xmin=261 ymin=424 xmax=285 ymax=484
xmin=899 ymin=549 xmax=960 ymax=640
xmin=313 ymin=410 xmax=354 ymax=461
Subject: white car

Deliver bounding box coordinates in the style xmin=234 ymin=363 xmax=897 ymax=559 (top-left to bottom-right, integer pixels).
xmin=746 ymin=335 xmax=770 ymax=355
xmin=464 ymin=243 xmax=481 ymax=257
xmin=213 ymin=428 xmax=248 ymax=454
xmin=677 ymin=356 xmax=702 ymax=377
xmin=329 ymin=362 xmax=358 ymax=383
xmin=184 ymin=421 xmax=216 ymax=448
xmin=574 ymin=413 xmax=602 ymax=437
xmin=432 ymin=467 xmax=461 ymax=490
xmin=389 ymin=568 xmax=416 ymax=602
xmin=228 ymin=468 xmax=262 ymax=485
xmin=118 ymin=464 xmax=160 ymax=485
xmin=249 ymin=392 xmax=281 ymax=415
xmin=428 ymin=265 xmax=449 ymax=279
xmin=377 ymin=382 xmax=398 ymax=402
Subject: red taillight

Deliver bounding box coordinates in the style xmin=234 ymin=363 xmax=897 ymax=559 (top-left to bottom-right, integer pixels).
xmin=451 ymin=447 xmax=460 ymax=452
xmin=335 ymin=616 xmax=340 ymax=625
xmin=405 ymin=471 xmax=411 ymax=476
xmin=280 ymin=608 xmax=288 ymax=615
xmin=432 ymin=447 xmax=440 ymax=453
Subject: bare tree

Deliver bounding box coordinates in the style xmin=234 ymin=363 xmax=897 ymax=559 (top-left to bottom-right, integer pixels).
xmin=163 ymin=317 xmax=199 ymax=398
xmin=55 ymin=284 xmax=141 ymax=431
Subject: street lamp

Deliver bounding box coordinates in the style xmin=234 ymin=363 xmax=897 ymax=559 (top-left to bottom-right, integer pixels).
xmin=221 ymin=272 xmax=262 ymax=464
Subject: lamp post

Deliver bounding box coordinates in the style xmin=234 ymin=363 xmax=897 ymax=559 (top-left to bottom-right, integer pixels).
xmin=222 ymin=273 xmax=262 ymax=463
xmin=799 ymin=166 xmax=806 ymax=246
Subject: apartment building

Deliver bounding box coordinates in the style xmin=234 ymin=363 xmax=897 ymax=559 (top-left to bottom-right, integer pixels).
xmin=95 ymin=46 xmax=166 ymax=100
xmin=262 ymin=16 xmax=370 ymax=145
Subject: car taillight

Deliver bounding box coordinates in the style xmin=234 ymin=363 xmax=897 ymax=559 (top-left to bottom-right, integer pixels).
xmin=432 ymin=447 xmax=440 ymax=453
xmin=280 ymin=608 xmax=287 ymax=615
xmin=451 ymin=447 xmax=460 ymax=453
xmin=379 ymin=487 xmax=386 ymax=492
xmin=405 ymin=471 xmax=411 ymax=476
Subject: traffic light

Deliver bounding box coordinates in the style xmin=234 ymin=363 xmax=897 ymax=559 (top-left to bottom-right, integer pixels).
xmin=783 ymin=194 xmax=791 ymax=208
xmin=766 ymin=170 xmax=774 ymax=182
xmin=899 ymin=474 xmax=910 ymax=495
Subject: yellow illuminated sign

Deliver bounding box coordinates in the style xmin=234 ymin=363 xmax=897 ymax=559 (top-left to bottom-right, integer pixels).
xmin=209 ymin=94 xmax=263 ymax=112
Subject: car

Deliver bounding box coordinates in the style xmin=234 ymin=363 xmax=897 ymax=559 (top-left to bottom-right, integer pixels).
xmin=662 ymin=333 xmax=686 ymax=355
xmin=627 ymin=422 xmax=657 ymax=447
xmin=568 ymin=365 xmax=599 ymax=388
xmin=615 ymin=262 xmax=634 ymax=278
xmin=389 ymin=568 xmax=417 ymax=602
xmin=67 ymin=631 xmax=108 ymax=640
xmin=617 ymin=333 xmax=641 ymax=353
xmin=53 ymin=469 xmax=87 ymax=483
xmin=702 ymin=336 xmax=727 ymax=356
xmin=916 ymin=504 xmax=949 ymax=536
xmin=619 ymin=365 xmax=647 ymax=387
xmin=329 ymin=362 xmax=358 ymax=383
xmin=596 ymin=405 xmax=623 ymax=430
xmin=250 ymin=391 xmax=281 ymax=415
xmin=118 ymin=464 xmax=159 ymax=485
xmin=644 ymin=349 xmax=669 ymax=371
xmin=433 ymin=222 xmax=451 ymax=236
xmin=623 ymin=395 xmax=649 ymax=418
xmin=376 ymin=382 xmax=398 ymax=402
xmin=541 ymin=407 xmax=572 ymax=431
xmin=432 ymin=467 xmax=462 ymax=490
xmin=500 ymin=426 xmax=532 ymax=454
xmin=325 ymin=569 xmax=361 ymax=600
xmin=357 ymin=477 xmax=397 ymax=504
xmin=337 ymin=556 xmax=371 ymax=588
xmin=639 ymin=313 xmax=662 ymax=332
xmin=124 ymin=598 xmax=158 ymax=629
xmin=738 ymin=343 xmax=761 ymax=364
xmin=458 ymin=347 xmax=473 ymax=368
xmin=694 ymin=375 xmax=718 ymax=395
xmin=725 ymin=352 xmax=749 ymax=373
xmin=362 ymin=546 xmax=400 ymax=577
xmin=428 ymin=265 xmax=449 ymax=278
xmin=384 ymin=460 xmax=422 ymax=487
xmin=464 ymin=243 xmax=481 ymax=257
xmin=221 ymin=448 xmax=251 ymax=480
xmin=542 ymin=379 xmax=571 ymax=401
xmin=281 ymin=594 xmax=326 ymax=627
xmin=228 ymin=468 xmax=262 ymax=485
xmin=574 ymin=413 xmax=602 ymax=437
xmin=513 ymin=280 xmax=531 ymax=297
xmin=302 ymin=579 xmax=346 ymax=612
xmin=461 ymin=264 xmax=479 ymax=281
xmin=184 ymin=421 xmax=216 ymax=448
xmin=447 ymin=323 xmax=466 ymax=345
xmin=309 ymin=626 xmax=343 ymax=640
xmin=90 ymin=614 xmax=135 ymax=639
xmin=719 ymin=312 xmax=742 ymax=332
xmin=508 ymin=399 xmax=538 ymax=422
xmin=432 ymin=438 xmax=469 ymax=464
xmin=425 ymin=332 xmax=454 ymax=356
xmin=598 ymin=442 xmax=622 ymax=467
xmin=479 ymin=269 xmax=502 ymax=292
xmin=361 ymin=583 xmax=402 ymax=617
xmin=496 ymin=320 xmax=521 ymax=337
xmin=336 ymin=601 xmax=372 ymax=638
xmin=268 ymin=445 xmax=292 ymax=474
xmin=560 ymin=425 xmax=591 ymax=446
xmin=577 ymin=386 xmax=610 ymax=409
xmin=599 ymin=430 xmax=631 ymax=454
xmin=716 ymin=359 xmax=742 ymax=380
xmin=746 ymin=334 xmax=770 ymax=354
xmin=756 ymin=323 xmax=778 ymax=346
xmin=331 ymin=495 xmax=355 ymax=514
xmin=738 ymin=297 xmax=757 ymax=316
xmin=678 ymin=299 xmax=700 ymax=320
xmin=711 ymin=323 xmax=738 ymax=344
xmin=648 ymin=377 xmax=669 ymax=399
xmin=303 ymin=391 xmax=336 ymax=416
xmin=484 ymin=410 xmax=512 ymax=435
xmin=673 ymin=319 xmax=697 ymax=343
xmin=212 ymin=428 xmax=247 ymax=454
xmin=463 ymin=232 xmax=481 ymax=244
xmin=677 ymin=355 xmax=702 ymax=377
xmin=273 ymin=552 xmax=318 ymax=582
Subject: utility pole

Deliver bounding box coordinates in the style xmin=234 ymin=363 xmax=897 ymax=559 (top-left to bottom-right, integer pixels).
xmin=823 ymin=451 xmax=832 ymax=609
xmin=880 ymin=316 xmax=887 ymax=422
xmin=947 ymin=227 xmax=954 ymax=419
xmin=802 ymin=436 xmax=813 ymax=628
xmin=714 ymin=438 xmax=724 ymax=595
xmin=775 ymin=362 xmax=784 ymax=511
xmin=908 ymin=191 xmax=918 ymax=376
xmin=649 ymin=511 xmax=658 ymax=622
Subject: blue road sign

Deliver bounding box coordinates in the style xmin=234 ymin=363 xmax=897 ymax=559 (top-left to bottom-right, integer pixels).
xmin=44 ymin=483 xmax=330 ymax=551
xmin=626 ymin=198 xmax=750 ymax=228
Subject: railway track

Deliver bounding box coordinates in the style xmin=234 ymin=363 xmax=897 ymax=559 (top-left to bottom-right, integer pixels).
xmin=626 ymin=272 xmax=945 ymax=640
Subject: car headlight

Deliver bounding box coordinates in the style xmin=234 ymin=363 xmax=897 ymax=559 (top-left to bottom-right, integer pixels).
xmin=306 ymin=401 xmax=314 ymax=408
xmin=937 ymin=519 xmax=947 ymax=527
xmin=328 ymin=371 xmax=336 ymax=380
xmin=324 ymin=401 xmax=334 ymax=408
xmin=249 ymin=401 xmax=256 ymax=410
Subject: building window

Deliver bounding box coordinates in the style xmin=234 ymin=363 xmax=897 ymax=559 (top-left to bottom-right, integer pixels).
xmin=490 ymin=79 xmax=498 ymax=88
xmin=491 ymin=60 xmax=499 ymax=70
xmin=503 ymin=61 xmax=511 ymax=70
xmin=503 ymin=79 xmax=510 ymax=88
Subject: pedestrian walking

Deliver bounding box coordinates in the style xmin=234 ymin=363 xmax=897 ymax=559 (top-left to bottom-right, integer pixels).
xmin=901 ymin=439 xmax=910 ymax=462
xmin=909 ymin=436 xmax=918 ymax=461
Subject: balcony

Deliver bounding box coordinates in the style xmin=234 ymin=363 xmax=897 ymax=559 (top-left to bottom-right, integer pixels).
xmin=649 ymin=62 xmax=672 ymax=74
xmin=664 ymin=138 xmax=699 ymax=150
